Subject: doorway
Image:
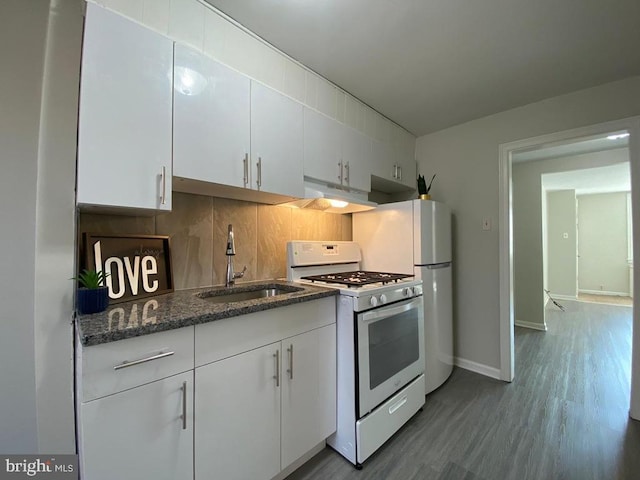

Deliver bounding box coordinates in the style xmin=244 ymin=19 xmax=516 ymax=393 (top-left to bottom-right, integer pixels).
xmin=498 ymin=116 xmax=640 ymax=419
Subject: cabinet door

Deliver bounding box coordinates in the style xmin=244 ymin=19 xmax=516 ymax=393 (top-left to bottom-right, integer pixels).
xmin=281 ymin=324 xmax=337 ymax=469
xmin=251 ymin=82 xmax=304 ymax=197
xmin=173 ymin=44 xmax=250 ymax=188
xmin=393 ymin=126 xmax=417 ymax=189
xmin=77 ymin=4 xmax=173 ymax=211
xmin=195 ymin=343 xmax=281 ymax=480
xmin=303 ymin=108 xmax=343 ymax=187
xmin=341 ymin=124 xmax=372 ymax=193
xmin=80 ymin=372 xmax=193 ymax=480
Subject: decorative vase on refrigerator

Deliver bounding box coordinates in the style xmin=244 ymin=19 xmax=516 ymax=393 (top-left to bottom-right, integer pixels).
xmin=353 ymin=199 xmax=453 ymax=394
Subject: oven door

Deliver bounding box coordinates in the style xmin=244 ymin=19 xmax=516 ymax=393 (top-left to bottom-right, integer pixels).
xmin=357 ymin=296 xmax=425 ymax=417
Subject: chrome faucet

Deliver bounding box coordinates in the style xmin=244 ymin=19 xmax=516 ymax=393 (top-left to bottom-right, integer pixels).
xmin=225 ymin=224 xmax=246 ymax=287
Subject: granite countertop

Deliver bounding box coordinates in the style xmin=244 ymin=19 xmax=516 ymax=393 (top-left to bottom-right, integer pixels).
xmin=76 ymin=280 xmax=338 ymax=346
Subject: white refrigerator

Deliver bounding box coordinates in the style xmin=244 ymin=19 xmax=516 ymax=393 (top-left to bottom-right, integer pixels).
xmin=353 ymin=199 xmax=453 ymax=394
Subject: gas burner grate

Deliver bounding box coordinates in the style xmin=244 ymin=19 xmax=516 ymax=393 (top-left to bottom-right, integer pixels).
xmin=301 ymin=271 xmax=414 ymax=287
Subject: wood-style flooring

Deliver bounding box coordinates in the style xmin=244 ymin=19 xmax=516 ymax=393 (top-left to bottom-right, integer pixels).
xmin=287 ymin=299 xmax=640 ymax=480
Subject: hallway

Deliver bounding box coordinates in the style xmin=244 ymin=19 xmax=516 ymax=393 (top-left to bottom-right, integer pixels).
xmin=288 ymin=300 xmax=639 ymax=479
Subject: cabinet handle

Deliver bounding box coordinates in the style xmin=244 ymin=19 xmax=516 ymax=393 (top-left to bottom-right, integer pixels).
xmin=393 ymin=164 xmax=398 ymax=179
xmin=287 ymin=344 xmax=294 ymax=380
xmin=180 ymin=381 xmax=187 ymax=430
xmin=338 ymin=161 xmax=343 ymax=183
xmin=160 ymin=166 xmax=167 ymax=205
xmin=243 ymin=153 xmax=249 ymax=187
xmin=273 ymin=350 xmax=280 ymax=387
xmin=344 ymin=162 xmax=350 ymax=185
xmin=398 ymin=165 xmax=402 ymax=181
xmin=113 ymin=351 xmax=175 ymax=370
xmin=257 ymin=156 xmax=262 ymax=188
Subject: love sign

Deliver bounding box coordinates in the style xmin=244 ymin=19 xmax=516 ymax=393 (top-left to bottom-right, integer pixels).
xmin=82 ymin=233 xmax=174 ymax=304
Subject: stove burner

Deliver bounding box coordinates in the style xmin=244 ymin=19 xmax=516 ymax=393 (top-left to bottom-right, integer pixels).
xmin=301 ymin=271 xmax=414 ymax=287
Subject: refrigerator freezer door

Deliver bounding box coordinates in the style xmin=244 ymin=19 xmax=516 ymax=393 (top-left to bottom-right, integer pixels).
xmin=352 ymin=201 xmax=414 ymax=274
xmin=416 ymin=264 xmax=453 ymax=393
xmin=413 ymin=200 xmax=452 ymax=265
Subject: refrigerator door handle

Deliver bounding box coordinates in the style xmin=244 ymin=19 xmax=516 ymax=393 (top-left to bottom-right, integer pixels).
xmin=425 ymin=262 xmax=451 ymax=270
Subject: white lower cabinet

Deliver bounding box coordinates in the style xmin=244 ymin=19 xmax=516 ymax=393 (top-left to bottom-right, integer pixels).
xmin=194 ymin=298 xmax=337 ymax=480
xmin=281 ymin=324 xmax=337 ymax=469
xmin=79 ymin=371 xmax=193 ymax=480
xmin=195 ymin=342 xmax=282 ymax=480
xmin=195 ymin=324 xmax=337 ymax=480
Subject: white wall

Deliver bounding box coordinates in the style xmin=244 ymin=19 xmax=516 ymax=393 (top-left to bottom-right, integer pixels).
xmin=415 ymin=77 xmax=640 ymax=372
xmin=0 ymin=0 xmax=49 ymax=453
xmin=578 ymin=192 xmax=630 ymax=295
xmin=0 ymin=0 xmax=81 ymax=453
xmin=547 ymin=190 xmax=577 ymax=298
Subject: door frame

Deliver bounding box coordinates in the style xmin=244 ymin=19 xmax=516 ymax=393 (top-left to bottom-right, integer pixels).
xmin=498 ymin=116 xmax=640 ymax=418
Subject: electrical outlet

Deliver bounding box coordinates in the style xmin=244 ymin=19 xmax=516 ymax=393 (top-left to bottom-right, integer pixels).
xmin=482 ymin=218 xmax=491 ymax=231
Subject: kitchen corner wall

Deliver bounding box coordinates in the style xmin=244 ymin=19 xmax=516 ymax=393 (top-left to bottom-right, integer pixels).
xmin=79 ymin=192 xmax=352 ymax=290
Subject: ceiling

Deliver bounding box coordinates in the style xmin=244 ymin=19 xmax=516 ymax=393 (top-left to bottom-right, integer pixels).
xmin=203 ymin=0 xmax=640 ymax=137
xmin=542 ymin=162 xmax=630 ymax=195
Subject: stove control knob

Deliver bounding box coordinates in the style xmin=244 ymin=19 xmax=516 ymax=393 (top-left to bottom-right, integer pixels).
xmin=380 ymin=294 xmax=387 ymax=304
xmin=414 ymin=285 xmax=422 ymax=295
xmin=370 ymin=296 xmax=379 ymax=307
xmin=402 ymin=287 xmax=412 ymax=297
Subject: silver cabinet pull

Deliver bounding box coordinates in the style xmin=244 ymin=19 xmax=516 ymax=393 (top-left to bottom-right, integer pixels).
xmin=273 ymin=349 xmax=280 ymax=387
xmin=344 ymin=162 xmax=350 ymax=185
xmin=113 ymin=351 xmax=175 ymax=370
xmin=243 ymin=153 xmax=249 ymax=186
xmin=287 ymin=344 xmax=294 ymax=380
xmin=393 ymin=164 xmax=398 ymax=179
xmin=180 ymin=381 xmax=187 ymax=430
xmin=257 ymin=156 xmax=262 ymax=188
xmin=160 ymin=166 xmax=167 ymax=205
xmin=398 ymin=165 xmax=402 ymax=181
xmin=338 ymin=161 xmax=343 ymax=183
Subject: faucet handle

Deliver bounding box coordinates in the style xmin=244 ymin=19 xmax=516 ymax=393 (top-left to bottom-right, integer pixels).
xmin=234 ymin=265 xmax=247 ymax=279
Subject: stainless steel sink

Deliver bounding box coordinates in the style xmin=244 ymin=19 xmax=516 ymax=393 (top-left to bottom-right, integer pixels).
xmin=197 ymin=285 xmax=303 ymax=304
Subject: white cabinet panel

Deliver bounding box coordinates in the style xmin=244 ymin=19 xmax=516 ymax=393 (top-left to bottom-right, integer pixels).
xmin=251 ymin=82 xmax=304 ymax=198
xmin=341 ymin=124 xmax=372 ymax=192
xmin=80 ymin=372 xmax=193 ymax=480
xmin=281 ymin=324 xmax=336 ymax=469
xmin=195 ymin=343 xmax=281 ymax=480
xmin=173 ymin=43 xmax=250 ymax=188
xmin=304 ymin=107 xmax=342 ymax=186
xmin=77 ymin=4 xmax=173 ymax=211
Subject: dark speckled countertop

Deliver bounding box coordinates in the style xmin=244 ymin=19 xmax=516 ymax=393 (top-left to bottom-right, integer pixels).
xmin=76 ymin=280 xmax=337 ymax=346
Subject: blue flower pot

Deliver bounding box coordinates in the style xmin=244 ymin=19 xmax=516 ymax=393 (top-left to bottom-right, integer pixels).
xmin=77 ymin=287 xmax=110 ymax=315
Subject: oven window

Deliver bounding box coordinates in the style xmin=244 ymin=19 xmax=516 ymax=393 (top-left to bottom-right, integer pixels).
xmin=368 ymin=308 xmax=419 ymax=389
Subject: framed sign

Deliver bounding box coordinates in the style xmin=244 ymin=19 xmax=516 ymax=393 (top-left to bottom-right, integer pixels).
xmin=82 ymin=233 xmax=174 ymax=304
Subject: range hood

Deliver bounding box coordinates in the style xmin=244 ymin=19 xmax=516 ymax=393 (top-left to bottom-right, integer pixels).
xmin=280 ymin=180 xmax=377 ymax=214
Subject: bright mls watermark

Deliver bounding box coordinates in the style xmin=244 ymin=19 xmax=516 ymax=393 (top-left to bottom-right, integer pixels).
xmin=1 ymin=456 xmax=77 ymax=479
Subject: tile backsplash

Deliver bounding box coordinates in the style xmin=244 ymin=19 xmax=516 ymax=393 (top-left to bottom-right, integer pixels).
xmin=78 ymin=192 xmax=352 ymax=290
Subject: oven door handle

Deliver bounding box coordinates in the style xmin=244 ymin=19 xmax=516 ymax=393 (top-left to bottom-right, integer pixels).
xmin=361 ymin=297 xmax=422 ymax=323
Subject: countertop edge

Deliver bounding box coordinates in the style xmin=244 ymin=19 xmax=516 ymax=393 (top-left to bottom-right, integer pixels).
xmin=77 ymin=281 xmax=338 ymax=347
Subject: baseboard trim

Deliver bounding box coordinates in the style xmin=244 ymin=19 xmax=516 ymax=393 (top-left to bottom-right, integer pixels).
xmin=515 ymin=319 xmax=548 ymax=331
xmin=454 ymin=357 xmax=502 ymax=380
xmin=579 ymin=289 xmax=630 ymax=297
xmin=548 ymin=293 xmax=576 ymax=301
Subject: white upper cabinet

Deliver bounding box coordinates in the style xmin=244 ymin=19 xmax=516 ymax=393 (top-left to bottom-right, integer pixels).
xmin=77 ymin=3 xmax=173 ymax=211
xmin=250 ymin=82 xmax=304 ymax=198
xmin=304 ymin=108 xmax=372 ymax=192
xmin=303 ymin=107 xmax=343 ymax=186
xmin=173 ymin=44 xmax=251 ymax=189
xmin=371 ymin=125 xmax=417 ymax=192
xmin=341 ymin=125 xmax=372 ymax=193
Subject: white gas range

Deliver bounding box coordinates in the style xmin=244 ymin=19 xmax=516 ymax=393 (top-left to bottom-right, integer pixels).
xmin=287 ymin=241 xmax=426 ymax=468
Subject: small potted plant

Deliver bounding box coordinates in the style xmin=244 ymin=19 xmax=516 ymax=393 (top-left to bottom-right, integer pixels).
xmin=73 ymin=269 xmax=111 ymax=315
xmin=418 ymin=174 xmax=436 ymax=200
